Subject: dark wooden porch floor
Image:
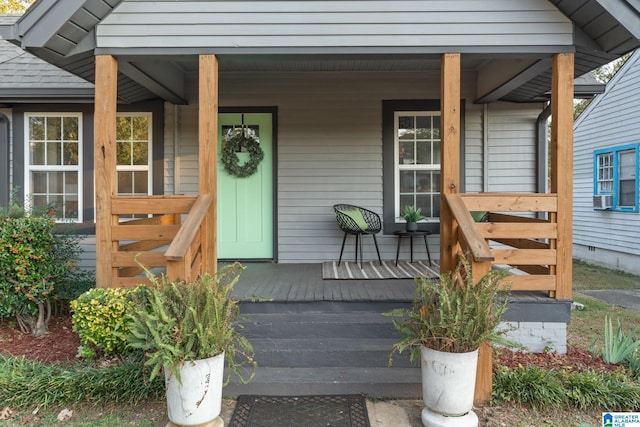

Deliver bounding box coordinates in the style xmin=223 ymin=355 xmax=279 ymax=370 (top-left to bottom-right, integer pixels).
xmin=231 ymin=262 xmax=416 ymax=303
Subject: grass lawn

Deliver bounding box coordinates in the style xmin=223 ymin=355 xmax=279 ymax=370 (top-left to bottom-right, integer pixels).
xmin=571 ymin=260 xmax=640 ymax=350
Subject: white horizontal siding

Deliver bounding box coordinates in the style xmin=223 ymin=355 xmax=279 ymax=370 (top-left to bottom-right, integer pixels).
xmin=573 ymin=53 xmax=640 ymax=265
xmin=485 ymin=102 xmax=541 ymax=193
xmin=98 ymin=0 xmax=572 ymax=51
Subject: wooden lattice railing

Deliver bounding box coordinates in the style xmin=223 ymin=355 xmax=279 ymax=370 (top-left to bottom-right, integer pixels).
xmin=444 ymin=192 xmax=566 ymax=298
xmin=108 ymin=194 xmax=210 ymax=288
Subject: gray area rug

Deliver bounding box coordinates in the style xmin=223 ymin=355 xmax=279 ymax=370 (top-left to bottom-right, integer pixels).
xmin=322 ymin=260 xmax=439 ymax=280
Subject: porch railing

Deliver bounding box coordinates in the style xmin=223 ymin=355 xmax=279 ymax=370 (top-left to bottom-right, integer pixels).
xmin=444 ymin=192 xmax=565 ymax=298
xmin=109 ymin=194 xmax=209 ymax=287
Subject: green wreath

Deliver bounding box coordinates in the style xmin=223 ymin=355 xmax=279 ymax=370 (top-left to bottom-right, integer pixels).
xmin=221 ymin=130 xmax=264 ymax=178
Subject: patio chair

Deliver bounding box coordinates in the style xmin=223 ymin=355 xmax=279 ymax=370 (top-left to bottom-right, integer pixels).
xmin=333 ymin=204 xmax=382 ymax=267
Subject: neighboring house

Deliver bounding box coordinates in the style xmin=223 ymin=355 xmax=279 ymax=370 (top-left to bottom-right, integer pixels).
xmin=1 ymin=0 xmax=640 ymax=359
xmin=574 ymin=50 xmax=640 ymax=275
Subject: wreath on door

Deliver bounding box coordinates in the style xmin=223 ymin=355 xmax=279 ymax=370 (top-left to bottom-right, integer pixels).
xmin=221 ymin=128 xmax=264 ymax=178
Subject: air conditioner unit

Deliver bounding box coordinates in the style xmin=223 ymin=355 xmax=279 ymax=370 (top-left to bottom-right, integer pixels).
xmin=593 ymin=194 xmax=613 ymax=210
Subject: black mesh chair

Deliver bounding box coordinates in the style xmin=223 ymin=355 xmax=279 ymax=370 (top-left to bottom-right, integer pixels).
xmin=333 ymin=204 xmax=382 ymax=267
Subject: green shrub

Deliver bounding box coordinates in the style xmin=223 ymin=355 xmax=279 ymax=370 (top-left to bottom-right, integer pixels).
xmin=71 ymin=287 xmax=145 ymax=358
xmin=0 ymin=215 xmax=84 ymax=336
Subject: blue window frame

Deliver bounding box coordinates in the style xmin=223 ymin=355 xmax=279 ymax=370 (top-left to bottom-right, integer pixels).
xmin=593 ymin=143 xmax=639 ymax=212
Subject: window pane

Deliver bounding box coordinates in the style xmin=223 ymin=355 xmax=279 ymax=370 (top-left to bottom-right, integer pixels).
xmin=416 ymin=171 xmax=437 ymax=192
xmin=64 ymin=198 xmax=79 ymax=220
xmin=399 ymin=141 xmax=414 ymax=164
xmin=132 ymin=141 xmax=148 ymax=166
xmin=415 ymin=116 xmax=431 ymax=139
xmin=400 ymin=171 xmax=415 ymax=193
xmin=134 ymin=171 xmax=148 ymax=194
xmin=416 ymin=141 xmax=432 ymax=165
xmin=63 ymin=117 xmax=78 ymax=140
xmin=63 ymin=141 xmax=79 ymax=165
xmin=619 ymin=179 xmax=635 ymax=207
xmin=46 ymin=117 xmax=61 ymax=140
xmin=47 ymin=142 xmax=61 ymax=165
xmin=66 ymin=172 xmax=78 ymax=194
xmin=432 ymin=140 xmax=441 ymax=165
xmin=117 ymin=141 xmax=131 ymax=165
xmin=48 ymin=171 xmax=64 ymax=193
xmin=132 ymin=116 xmax=149 ymax=140
xmin=117 ymin=116 xmax=131 ymax=141
xmin=118 ymin=171 xmax=133 ymax=194
xmin=619 ymin=150 xmax=635 ymax=180
xmin=31 ymin=172 xmax=47 ymax=193
xmin=416 ymin=195 xmax=431 ymax=217
xmin=29 ymin=117 xmax=45 ymax=140
xmin=398 ymin=116 xmax=414 ymax=140
xmin=30 ymin=142 xmax=45 ymax=165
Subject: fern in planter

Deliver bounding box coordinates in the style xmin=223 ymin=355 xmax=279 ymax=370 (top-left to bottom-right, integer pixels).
xmin=124 ymin=263 xmax=256 ymax=384
xmin=386 ymin=256 xmax=512 ymax=361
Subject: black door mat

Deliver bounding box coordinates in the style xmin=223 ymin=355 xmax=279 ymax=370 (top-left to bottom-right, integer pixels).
xmin=229 ymin=395 xmax=371 ymax=427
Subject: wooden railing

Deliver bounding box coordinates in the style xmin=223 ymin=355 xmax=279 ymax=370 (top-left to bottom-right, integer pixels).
xmin=109 ymin=195 xmax=202 ymax=288
xmin=165 ymin=194 xmax=212 ymax=282
xmin=444 ymin=192 xmax=565 ymax=298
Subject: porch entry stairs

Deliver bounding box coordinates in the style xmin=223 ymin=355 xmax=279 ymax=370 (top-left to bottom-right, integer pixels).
xmin=224 ymin=301 xmax=421 ymax=398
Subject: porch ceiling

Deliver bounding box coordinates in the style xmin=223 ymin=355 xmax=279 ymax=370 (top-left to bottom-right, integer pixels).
xmin=1 ymin=0 xmax=639 ymax=104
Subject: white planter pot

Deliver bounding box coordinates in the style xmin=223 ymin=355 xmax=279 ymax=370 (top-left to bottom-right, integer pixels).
xmin=165 ymin=352 xmax=225 ymax=427
xmin=420 ymin=346 xmax=479 ymax=427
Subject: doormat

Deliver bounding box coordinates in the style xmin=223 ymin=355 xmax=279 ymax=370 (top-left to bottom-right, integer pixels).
xmin=322 ymin=260 xmax=439 ymax=280
xmin=228 ymin=395 xmax=370 ymax=427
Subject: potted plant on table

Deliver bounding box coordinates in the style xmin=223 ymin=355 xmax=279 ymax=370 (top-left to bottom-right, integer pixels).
xmin=401 ymin=205 xmax=425 ymax=232
xmin=386 ymin=256 xmax=511 ymax=427
xmin=125 ymin=263 xmax=256 ymax=427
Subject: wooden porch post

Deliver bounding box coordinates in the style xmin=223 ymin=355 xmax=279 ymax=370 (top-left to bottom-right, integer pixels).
xmin=440 ymin=53 xmax=461 ymax=273
xmin=94 ymin=55 xmax=118 ymax=288
xmin=198 ymin=55 xmax=219 ymax=274
xmin=550 ymin=53 xmax=574 ymax=300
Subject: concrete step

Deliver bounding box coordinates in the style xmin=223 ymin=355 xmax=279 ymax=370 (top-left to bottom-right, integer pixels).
xmin=227 ymin=302 xmax=421 ymax=398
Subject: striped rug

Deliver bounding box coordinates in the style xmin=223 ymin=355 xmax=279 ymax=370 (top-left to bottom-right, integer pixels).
xmin=322 ymin=260 xmax=439 ymax=280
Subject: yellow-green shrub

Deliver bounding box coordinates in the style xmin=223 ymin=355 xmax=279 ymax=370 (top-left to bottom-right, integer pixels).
xmin=70 ymin=287 xmax=143 ymax=358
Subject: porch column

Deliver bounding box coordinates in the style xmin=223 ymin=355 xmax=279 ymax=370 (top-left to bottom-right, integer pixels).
xmin=550 ymin=53 xmax=574 ymax=300
xmin=94 ymin=55 xmax=118 ymax=288
xmin=440 ymin=53 xmax=461 ymax=273
xmin=198 ymin=55 xmax=219 ymax=274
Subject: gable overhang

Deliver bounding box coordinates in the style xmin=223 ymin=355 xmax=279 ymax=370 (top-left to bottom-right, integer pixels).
xmin=2 ymin=0 xmax=639 ymax=104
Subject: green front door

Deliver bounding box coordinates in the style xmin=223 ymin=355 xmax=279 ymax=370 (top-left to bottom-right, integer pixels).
xmin=218 ymin=113 xmax=273 ymax=259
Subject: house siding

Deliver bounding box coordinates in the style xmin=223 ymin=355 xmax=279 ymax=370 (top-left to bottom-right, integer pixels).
xmin=164 ymin=71 xmax=543 ymax=263
xmin=98 ymin=0 xmax=572 ymax=52
xmin=573 ymin=53 xmax=640 ymax=273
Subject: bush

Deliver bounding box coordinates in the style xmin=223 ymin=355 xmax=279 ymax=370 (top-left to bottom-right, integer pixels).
xmin=71 ymin=287 xmax=146 ymax=358
xmin=0 ymin=215 xmax=84 ymax=336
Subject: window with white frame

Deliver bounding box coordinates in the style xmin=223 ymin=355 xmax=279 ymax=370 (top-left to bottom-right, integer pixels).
xmin=594 ymin=144 xmax=639 ymax=212
xmin=116 ymin=113 xmax=152 ymax=219
xmin=395 ymin=112 xmax=441 ymax=220
xmin=25 ymin=113 xmax=82 ymax=222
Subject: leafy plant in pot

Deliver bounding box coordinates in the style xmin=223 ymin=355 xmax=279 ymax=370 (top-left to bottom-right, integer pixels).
xmin=401 ymin=205 xmax=425 ymax=232
xmin=125 ymin=263 xmax=256 ymax=427
xmin=386 ymin=256 xmax=511 ymax=427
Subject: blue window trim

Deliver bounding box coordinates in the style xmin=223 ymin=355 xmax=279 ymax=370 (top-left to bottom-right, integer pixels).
xmin=593 ymin=143 xmax=639 ymax=213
